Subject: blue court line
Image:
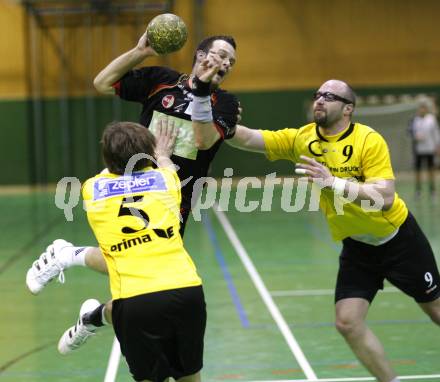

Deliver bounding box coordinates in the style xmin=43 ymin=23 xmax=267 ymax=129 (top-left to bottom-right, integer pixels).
xmin=202 ymin=210 xmax=250 ymax=328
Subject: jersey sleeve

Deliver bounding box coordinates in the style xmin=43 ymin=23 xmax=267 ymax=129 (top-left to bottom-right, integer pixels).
xmin=361 ymin=132 xmax=395 ymax=181
xmin=260 ymin=128 xmax=298 ymax=162
xmin=81 ymin=177 xmax=93 ymax=201
xmin=212 ymin=91 xmax=240 ymax=139
xmin=115 ymin=66 xmax=177 ymax=103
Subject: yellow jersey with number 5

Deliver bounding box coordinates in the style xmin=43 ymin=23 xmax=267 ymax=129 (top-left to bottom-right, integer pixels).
xmin=261 ymin=122 xmax=408 ymax=241
xmin=82 ymin=166 xmax=201 ymax=299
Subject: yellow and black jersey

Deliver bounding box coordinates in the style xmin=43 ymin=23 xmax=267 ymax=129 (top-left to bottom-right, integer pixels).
xmin=82 ymin=166 xmax=202 ymax=299
xmin=261 ymin=122 xmax=408 ymax=241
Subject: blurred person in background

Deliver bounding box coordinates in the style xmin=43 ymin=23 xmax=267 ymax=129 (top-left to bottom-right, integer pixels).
xmin=408 ymin=100 xmax=440 ymax=199
xmin=26 ymin=29 xmax=240 ymax=353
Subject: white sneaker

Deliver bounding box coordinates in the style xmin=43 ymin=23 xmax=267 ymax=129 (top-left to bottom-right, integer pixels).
xmin=26 ymin=239 xmax=74 ymax=295
xmin=58 ymin=299 xmax=101 ymax=355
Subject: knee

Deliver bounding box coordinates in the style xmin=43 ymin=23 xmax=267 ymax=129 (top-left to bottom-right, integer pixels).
xmin=427 ymin=310 xmax=440 ymax=326
xmin=335 ymin=316 xmax=362 ymax=338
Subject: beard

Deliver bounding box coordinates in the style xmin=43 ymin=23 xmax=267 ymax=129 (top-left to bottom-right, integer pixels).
xmin=313 ymin=110 xmax=329 ymax=127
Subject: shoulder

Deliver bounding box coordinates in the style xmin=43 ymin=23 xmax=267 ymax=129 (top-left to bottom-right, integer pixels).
xmin=353 ymin=122 xmax=382 ymax=140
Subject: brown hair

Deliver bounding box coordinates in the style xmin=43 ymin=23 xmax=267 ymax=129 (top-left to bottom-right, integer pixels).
xmin=101 ymin=121 xmax=155 ymax=175
xmin=192 ymin=35 xmax=236 ymax=67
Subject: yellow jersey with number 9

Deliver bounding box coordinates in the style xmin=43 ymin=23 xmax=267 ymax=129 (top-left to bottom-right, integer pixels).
xmin=261 ymin=122 xmax=408 ymax=241
xmin=82 ymin=166 xmax=201 ymax=299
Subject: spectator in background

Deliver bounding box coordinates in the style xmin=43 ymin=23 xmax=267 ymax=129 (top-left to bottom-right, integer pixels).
xmin=409 ymin=100 xmax=440 ymax=198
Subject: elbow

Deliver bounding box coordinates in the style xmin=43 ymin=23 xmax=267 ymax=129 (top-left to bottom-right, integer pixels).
xmin=93 ymin=77 xmax=105 ymax=93
xmin=93 ymin=76 xmax=112 ymax=94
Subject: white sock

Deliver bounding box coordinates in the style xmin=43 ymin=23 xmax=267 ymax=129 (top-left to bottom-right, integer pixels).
xmin=58 ymin=246 xmax=91 ymax=268
xmin=389 ymin=378 xmax=401 ymax=382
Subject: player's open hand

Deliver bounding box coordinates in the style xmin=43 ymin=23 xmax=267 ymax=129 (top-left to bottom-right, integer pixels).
xmin=195 ymin=54 xmax=221 ymax=83
xmin=155 ymin=118 xmax=178 ymax=159
xmin=295 ymin=155 xmax=334 ymax=188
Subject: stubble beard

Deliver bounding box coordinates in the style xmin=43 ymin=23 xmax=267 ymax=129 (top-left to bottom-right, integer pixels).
xmin=314 ymin=111 xmax=328 ymax=128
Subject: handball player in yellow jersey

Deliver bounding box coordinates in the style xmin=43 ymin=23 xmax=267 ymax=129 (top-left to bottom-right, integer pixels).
xmin=69 ymin=120 xmax=205 ymax=382
xmin=25 ymin=29 xmax=238 ymax=355
xmin=196 ymin=79 xmax=440 ymax=382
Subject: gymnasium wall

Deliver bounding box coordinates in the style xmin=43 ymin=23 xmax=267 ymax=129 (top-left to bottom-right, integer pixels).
xmin=1 ymin=0 xmax=440 ymax=184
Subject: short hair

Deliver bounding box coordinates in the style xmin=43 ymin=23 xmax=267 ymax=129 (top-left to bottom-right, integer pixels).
xmin=345 ymin=84 xmax=357 ymax=106
xmin=101 ymin=121 xmax=155 ymax=175
xmin=192 ymin=35 xmax=236 ymax=66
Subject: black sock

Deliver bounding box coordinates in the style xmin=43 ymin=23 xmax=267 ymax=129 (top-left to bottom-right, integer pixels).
xmin=82 ymin=304 xmax=106 ymax=327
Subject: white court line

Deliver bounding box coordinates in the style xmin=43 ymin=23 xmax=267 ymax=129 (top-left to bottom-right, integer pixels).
xmin=213 ymin=206 xmax=317 ymax=380
xmin=271 ymin=287 xmax=398 ymax=297
xmin=244 ymin=375 xmax=440 ymax=382
xmin=104 ymin=336 xmax=121 ymax=382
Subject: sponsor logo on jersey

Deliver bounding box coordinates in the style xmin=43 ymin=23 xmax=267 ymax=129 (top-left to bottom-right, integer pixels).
xmin=162 ymin=94 xmax=175 ymax=109
xmin=93 ymin=172 xmax=167 ymax=200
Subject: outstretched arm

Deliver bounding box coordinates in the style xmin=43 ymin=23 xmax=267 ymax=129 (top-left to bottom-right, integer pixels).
xmin=295 ymin=155 xmax=396 ymax=210
xmin=93 ymin=32 xmax=157 ymax=94
xmin=226 ymin=125 xmax=266 ymax=153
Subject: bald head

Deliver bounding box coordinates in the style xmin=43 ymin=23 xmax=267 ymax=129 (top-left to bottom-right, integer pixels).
xmin=319 ymin=79 xmax=356 ymax=106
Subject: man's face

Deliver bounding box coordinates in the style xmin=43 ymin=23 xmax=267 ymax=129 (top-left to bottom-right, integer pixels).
xmin=312 ymin=83 xmax=351 ymax=128
xmin=201 ymin=40 xmax=236 ymax=86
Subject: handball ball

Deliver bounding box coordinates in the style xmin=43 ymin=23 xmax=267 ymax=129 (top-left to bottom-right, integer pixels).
xmin=146 ymin=13 xmax=188 ymax=55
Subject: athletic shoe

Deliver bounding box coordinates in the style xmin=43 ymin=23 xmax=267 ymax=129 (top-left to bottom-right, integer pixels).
xmin=58 ymin=299 xmax=101 ymax=355
xmin=25 ymin=239 xmax=73 ymax=294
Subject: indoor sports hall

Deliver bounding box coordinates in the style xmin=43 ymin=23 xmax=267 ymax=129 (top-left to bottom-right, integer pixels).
xmin=1 ymin=1 xmax=440 ymax=381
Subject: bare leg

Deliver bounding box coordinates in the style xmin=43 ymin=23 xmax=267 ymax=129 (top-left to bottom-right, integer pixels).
xmin=335 ymin=298 xmax=397 ymax=382
xmin=418 ymin=297 xmax=440 ymax=325
xmin=415 ymin=169 xmax=421 ymax=195
xmin=177 ymin=372 xmax=201 ymax=382
xmin=104 ymin=300 xmax=113 ymax=325
xmin=428 ymin=167 xmax=436 ymax=194
xmin=85 ymin=247 xmax=108 ymax=274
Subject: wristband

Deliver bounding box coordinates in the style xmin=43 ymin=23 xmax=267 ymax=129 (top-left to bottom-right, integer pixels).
xmin=191 ymin=76 xmax=211 ymax=96
xmin=191 ymin=95 xmax=213 ymax=123
xmin=332 ymin=177 xmax=347 ymax=196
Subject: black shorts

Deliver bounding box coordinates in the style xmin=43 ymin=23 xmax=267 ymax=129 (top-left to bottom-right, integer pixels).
xmin=336 ymin=212 xmax=440 ymax=304
xmin=112 ymin=286 xmax=206 ymax=382
xmin=415 ymin=153 xmax=435 ymax=170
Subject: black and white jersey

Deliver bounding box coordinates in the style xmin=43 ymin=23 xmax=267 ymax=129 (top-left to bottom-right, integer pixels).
xmin=113 ymin=66 xmax=239 ymax=211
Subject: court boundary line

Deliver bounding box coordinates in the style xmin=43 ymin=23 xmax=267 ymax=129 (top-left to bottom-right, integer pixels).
xmin=270 ymin=287 xmax=398 ymax=297
xmin=213 ymin=205 xmax=317 ymax=380
xmin=202 ymin=211 xmax=250 ymax=327
xmin=104 ymin=336 xmax=121 ymax=382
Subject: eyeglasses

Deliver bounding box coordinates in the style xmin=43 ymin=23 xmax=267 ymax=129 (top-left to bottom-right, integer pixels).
xmin=313 ymin=91 xmax=354 ymax=105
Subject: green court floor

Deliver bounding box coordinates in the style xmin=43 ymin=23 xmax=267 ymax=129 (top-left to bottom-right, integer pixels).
xmin=0 ymin=178 xmax=439 ymax=381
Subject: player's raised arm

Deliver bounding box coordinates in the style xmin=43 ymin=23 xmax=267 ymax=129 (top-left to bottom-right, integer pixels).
xmin=190 ymin=37 xmax=238 ymax=149
xmin=93 ymin=32 xmax=158 ymax=95
xmin=191 ymin=53 xmax=223 ymax=149
xmin=154 ymin=119 xmax=178 ymax=170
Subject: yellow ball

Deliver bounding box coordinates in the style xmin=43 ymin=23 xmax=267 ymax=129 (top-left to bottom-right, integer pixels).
xmin=146 ymin=13 xmax=188 ymax=55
